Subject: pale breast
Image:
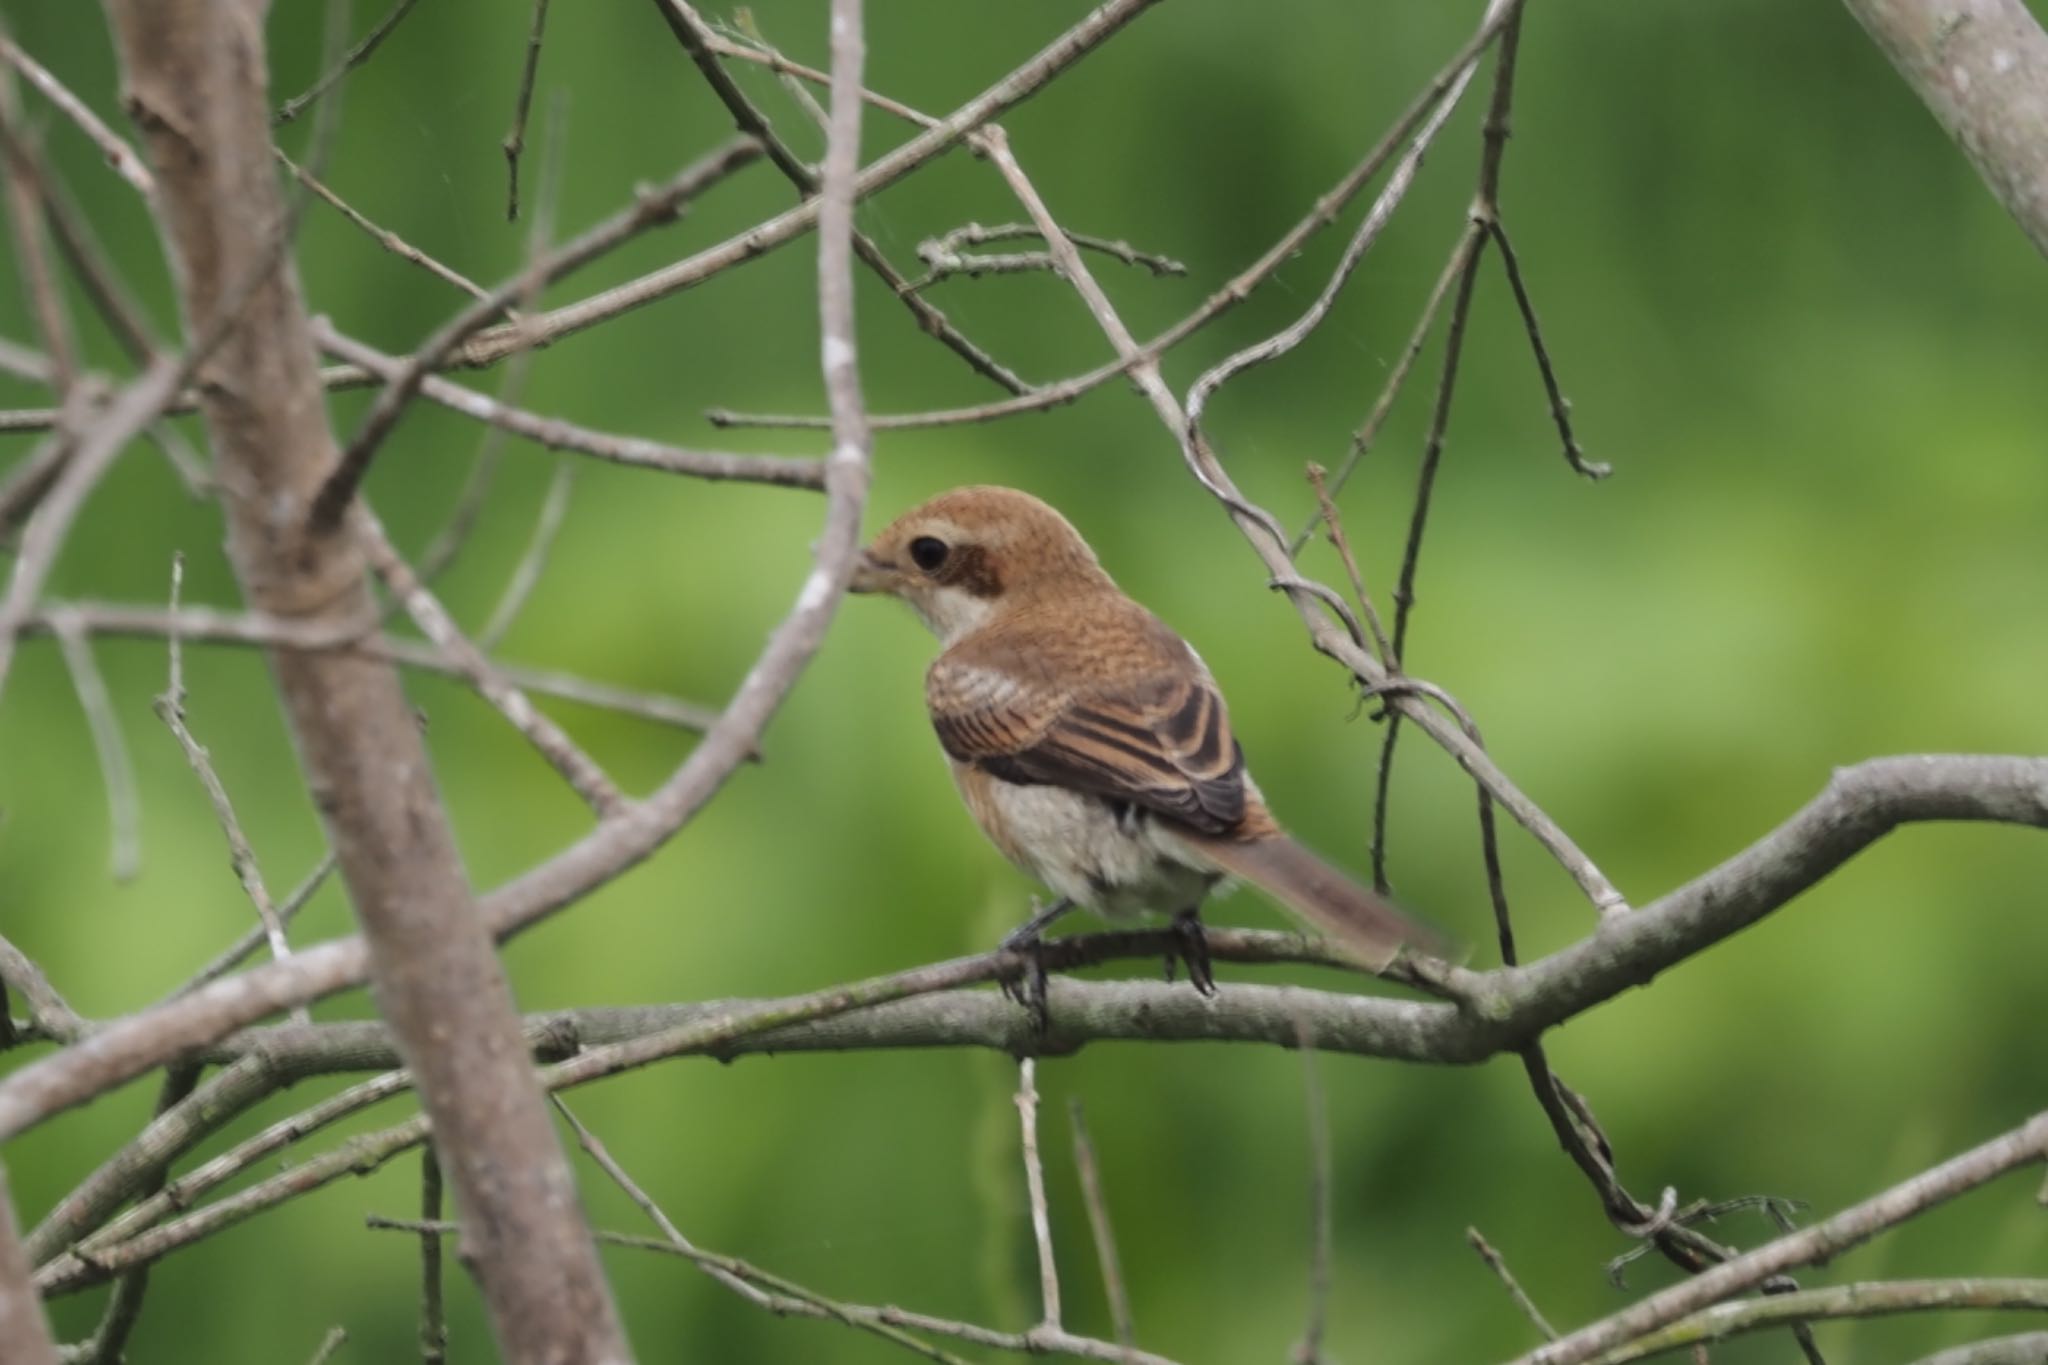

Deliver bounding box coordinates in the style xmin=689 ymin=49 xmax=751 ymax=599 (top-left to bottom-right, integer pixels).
xmin=951 ymin=760 xmax=1220 ymax=920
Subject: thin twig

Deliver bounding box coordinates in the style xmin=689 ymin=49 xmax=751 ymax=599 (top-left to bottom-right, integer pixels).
xmin=477 ymin=460 xmax=573 ymax=651
xmin=150 ymin=555 xmax=300 ymax=985
xmin=1487 ymin=221 xmax=1607 ymax=478
xmin=39 ymin=165 xmax=160 ymax=364
xmin=0 ymin=357 xmax=180 ymax=706
xmin=0 ymin=84 xmax=79 ymax=396
xmin=162 ymin=853 xmax=336 ymax=1002
xmin=1516 ymin=1112 xmax=2048 ymax=1365
xmin=1182 ymin=46 xmax=1479 ymax=430
xmin=275 ymin=148 xmax=503 ymax=311
xmin=305 ymin=1325 xmax=347 ymax=1365
xmin=654 ymin=0 xmax=1033 ymax=397
xmin=356 ymin=507 xmax=627 ymax=817
xmin=0 ymin=385 xmax=96 ymax=542
xmin=1 ymin=95 xmax=340 ymax=703
xmin=22 ymin=601 xmax=728 ymax=734
xmin=1585 ymin=1281 xmax=2048 ymax=1365
xmin=502 ymin=0 xmax=550 ymax=221
xmin=275 ymin=0 xmax=422 ymax=124
xmin=554 ymin=1096 xmax=978 ymax=1359
xmin=0 ymin=33 xmax=155 ymax=200
xmin=49 ymin=614 xmax=140 ymax=882
xmin=67 ymin=1065 xmax=201 ymax=1365
xmin=907 ymin=220 xmax=1185 ymax=292
xmin=463 ymin=0 xmax=1165 ymax=373
xmin=1370 ymin=235 xmax=1487 ymax=892
xmin=1067 ymin=1098 xmax=1135 ymax=1356
xmin=1290 ymin=1018 xmax=1333 ymax=1365
xmin=418 ymin=1149 xmax=445 ymax=1365
xmin=0 ymin=334 xmax=49 ymax=382
xmin=1304 ymin=464 xmax=1392 ymax=667
xmin=377 ymin=1214 xmax=1182 ymax=1365
xmin=1467 ymin=1228 xmax=1557 ymax=1342
xmin=1287 ymin=227 xmax=1479 ymax=557
xmin=1016 ymin=1059 xmax=1063 ymax=1331
xmin=414 ymin=444 xmax=504 ymax=583
xmin=0 ymin=932 xmax=83 ymax=1044
xmin=704 ymin=0 xmax=1507 ymax=434
xmin=309 ymin=133 xmax=765 ymax=530
xmin=312 ymin=321 xmax=822 ymax=489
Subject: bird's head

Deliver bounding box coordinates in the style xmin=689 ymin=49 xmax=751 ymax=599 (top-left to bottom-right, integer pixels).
xmin=850 ymin=485 xmax=1113 ymax=642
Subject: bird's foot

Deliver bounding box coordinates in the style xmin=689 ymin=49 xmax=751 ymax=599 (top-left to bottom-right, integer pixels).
xmin=997 ymin=898 xmax=1073 ymax=1032
xmin=1165 ymin=908 xmax=1217 ymax=996
xmin=998 ymin=935 xmax=1051 ymax=1031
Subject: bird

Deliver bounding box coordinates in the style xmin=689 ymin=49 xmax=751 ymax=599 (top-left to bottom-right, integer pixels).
xmin=848 ymin=484 xmax=1448 ymax=994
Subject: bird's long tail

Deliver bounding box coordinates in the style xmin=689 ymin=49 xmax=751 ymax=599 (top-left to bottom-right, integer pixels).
xmin=1178 ymin=832 xmax=1453 ymax=972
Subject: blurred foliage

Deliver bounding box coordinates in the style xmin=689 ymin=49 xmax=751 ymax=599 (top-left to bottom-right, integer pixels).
xmin=2 ymin=1 xmax=2045 ymax=1361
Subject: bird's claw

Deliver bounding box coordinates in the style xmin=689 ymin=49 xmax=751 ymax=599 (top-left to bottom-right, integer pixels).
xmin=998 ymin=928 xmax=1053 ymax=1034
xmin=1167 ymin=909 xmax=1217 ymax=996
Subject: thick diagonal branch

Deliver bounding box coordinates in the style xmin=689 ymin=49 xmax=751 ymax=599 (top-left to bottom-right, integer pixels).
xmin=1841 ymin=0 xmax=2048 ymax=260
xmin=98 ymin=2 xmax=626 ymax=1360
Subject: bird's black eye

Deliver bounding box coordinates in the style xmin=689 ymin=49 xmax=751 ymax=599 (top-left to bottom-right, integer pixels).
xmin=908 ymin=536 xmax=949 ymax=572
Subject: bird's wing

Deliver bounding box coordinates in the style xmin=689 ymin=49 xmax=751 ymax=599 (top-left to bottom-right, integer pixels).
xmin=926 ymin=644 xmax=1246 ymax=836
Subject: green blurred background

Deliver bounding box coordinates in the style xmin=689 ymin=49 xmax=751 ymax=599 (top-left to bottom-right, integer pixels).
xmin=3 ymin=1 xmax=2045 ymax=1360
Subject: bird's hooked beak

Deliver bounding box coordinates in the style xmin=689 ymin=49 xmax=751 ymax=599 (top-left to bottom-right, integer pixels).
xmin=847 ymin=549 xmax=895 ymax=596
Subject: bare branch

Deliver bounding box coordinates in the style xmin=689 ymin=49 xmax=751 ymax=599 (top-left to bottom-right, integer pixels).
xmin=1467 ymin=1228 xmax=1557 ymax=1343
xmin=150 ymin=556 xmax=298 ymax=977
xmin=908 ymin=221 xmax=1185 ymax=292
xmin=22 ymin=601 xmax=726 ymax=733
xmin=1182 ymin=44 xmax=1479 ymax=429
xmin=0 ymin=1165 xmax=57 ymax=1365
xmin=501 ymin=0 xmax=550 ymax=221
xmin=304 ymin=1325 xmax=347 ymax=1365
xmin=1521 ymin=1111 xmax=2048 ymax=1364
xmin=1486 ymin=219 xmax=1608 ymax=479
xmin=39 ymin=158 xmax=162 ymax=364
xmin=313 ymin=322 xmax=822 ymax=488
xmin=0 ymin=354 xmax=185 ymax=704
xmin=275 ymin=148 xmax=502 ymax=311
xmin=101 ymin=3 xmax=628 ymax=1357
xmin=477 ymin=459 xmax=572 ymax=650
xmin=1067 ymin=1099 xmax=1135 ymax=1356
xmin=274 ymin=0 xmax=423 ymax=125
xmin=50 ymin=613 xmax=140 ymax=881
xmin=372 ymin=1214 xmax=1174 ymax=1365
xmin=417 ymin=1151 xmax=446 ymax=1365
xmin=1584 ymin=1279 xmax=2048 ymax=1365
xmin=0 ymin=933 xmax=83 ymax=1045
xmin=0 ymin=84 xmax=80 ymax=396
xmin=356 ymin=506 xmax=627 ymax=817
xmin=1016 ymin=1059 xmax=1063 ymax=1331
xmin=0 ymin=33 xmax=154 ymax=200
xmin=1288 ymin=226 xmax=1479 ymax=557
xmin=163 ymin=853 xmax=336 ymax=1001
xmin=62 ymin=1065 xmax=201 ymax=1365
xmin=469 ymin=0 xmax=1165 ymax=365
xmin=309 ymin=133 xmax=766 ymax=529
xmin=1911 ymin=1332 xmax=2048 ymax=1365
xmin=1290 ymin=1021 xmax=1332 ymax=1365
xmin=652 ymin=0 xmax=1033 ymax=396
xmin=1841 ymin=0 xmax=2048 ymax=260
xmin=3 ymin=754 xmax=2040 ymax=1147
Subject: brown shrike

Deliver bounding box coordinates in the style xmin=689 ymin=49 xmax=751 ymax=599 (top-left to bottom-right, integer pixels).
xmin=850 ymin=485 xmax=1446 ymax=991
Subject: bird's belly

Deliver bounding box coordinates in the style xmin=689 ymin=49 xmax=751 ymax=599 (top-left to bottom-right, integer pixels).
xmin=955 ymin=766 xmax=1219 ymax=920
